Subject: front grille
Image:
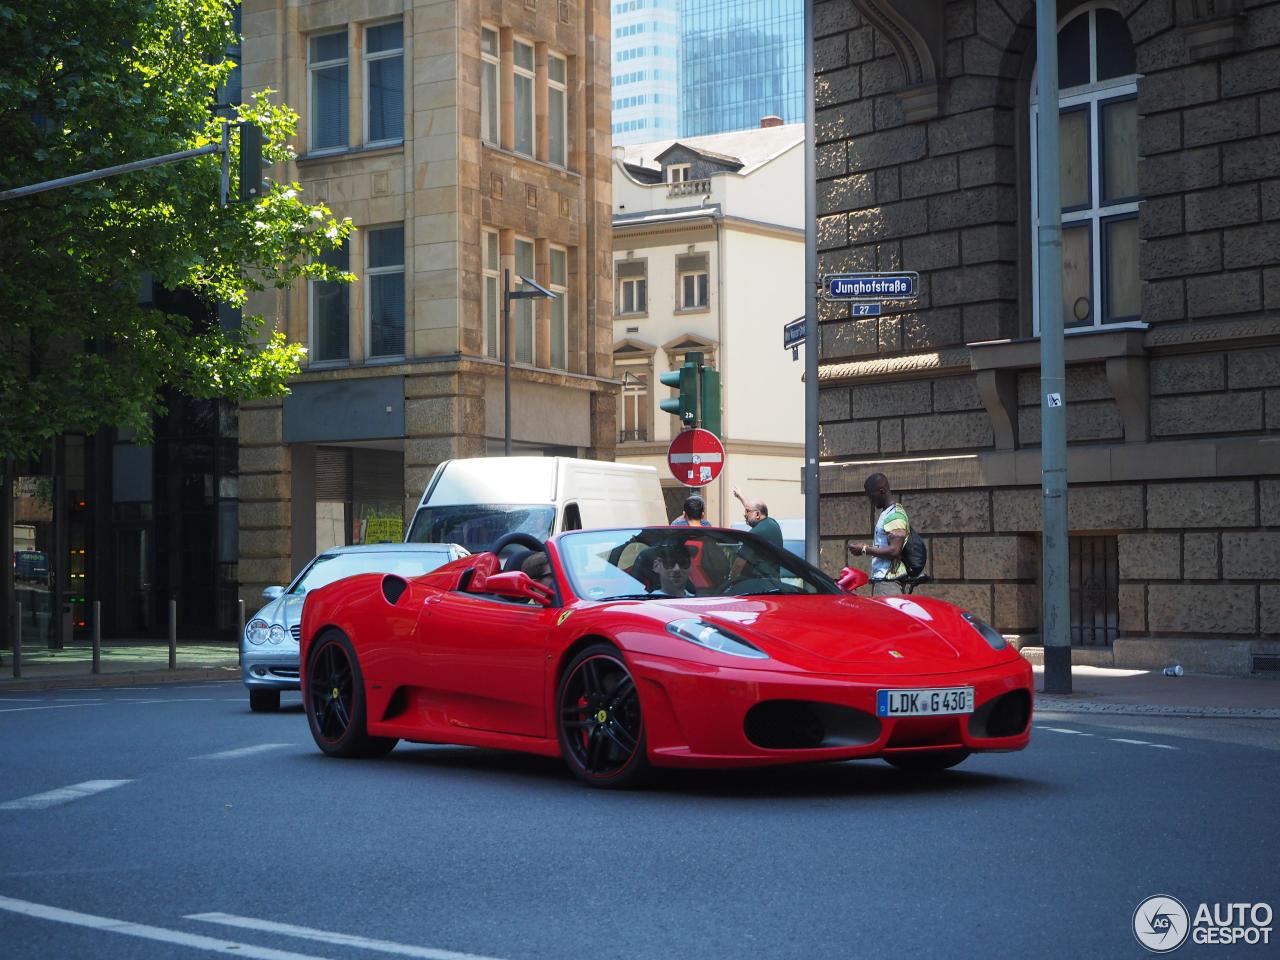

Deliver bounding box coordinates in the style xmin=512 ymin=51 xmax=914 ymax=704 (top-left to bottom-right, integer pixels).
xmin=269 ymin=668 xmax=300 ymax=679
xmin=743 ymin=700 xmax=880 ymax=750
xmin=290 ymin=624 xmax=300 ymax=641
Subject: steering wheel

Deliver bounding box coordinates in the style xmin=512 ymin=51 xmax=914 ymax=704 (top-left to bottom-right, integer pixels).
xmin=486 ymin=531 xmax=546 ymax=556
xmin=721 ymin=575 xmax=779 ymax=596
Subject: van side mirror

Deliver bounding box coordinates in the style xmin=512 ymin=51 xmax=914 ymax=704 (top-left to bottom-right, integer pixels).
xmin=484 ymin=571 xmax=555 ymax=607
xmin=262 ymin=585 xmax=285 ymax=602
xmin=837 ymin=566 xmax=869 ymax=593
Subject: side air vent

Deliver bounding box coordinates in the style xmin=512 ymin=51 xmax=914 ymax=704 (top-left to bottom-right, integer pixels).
xmin=968 ymin=690 xmax=1032 ymax=739
xmin=381 ymin=575 xmax=409 ymax=605
xmin=744 ymin=700 xmax=880 ymax=750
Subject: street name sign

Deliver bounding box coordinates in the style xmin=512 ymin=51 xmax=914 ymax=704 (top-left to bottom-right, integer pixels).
xmin=823 ymin=272 xmax=919 ymax=301
xmin=667 ymin=428 xmax=725 ymax=487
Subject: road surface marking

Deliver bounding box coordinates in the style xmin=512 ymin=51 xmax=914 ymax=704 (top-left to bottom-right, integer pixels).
xmin=1109 ymin=737 xmax=1176 ymax=749
xmin=0 ymin=697 xmax=44 ymax=701
xmin=188 ymin=913 xmax=511 ymax=960
xmin=0 ymin=895 xmax=330 ymax=960
xmin=190 ymin=743 xmax=291 ymax=761
xmin=0 ymin=703 xmax=108 ymax=715
xmin=1035 ymin=725 xmax=1094 ymax=736
xmin=0 ymin=780 xmax=132 ymax=811
xmin=54 ymin=698 xmax=105 ymax=702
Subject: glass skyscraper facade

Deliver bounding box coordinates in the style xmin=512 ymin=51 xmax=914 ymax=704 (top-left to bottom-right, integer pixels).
xmin=679 ymin=0 xmax=804 ymax=137
xmin=611 ymin=0 xmax=682 ymax=145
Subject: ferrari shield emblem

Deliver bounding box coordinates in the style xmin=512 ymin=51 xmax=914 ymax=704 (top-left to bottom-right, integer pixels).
xmin=557 ymin=609 xmax=573 ymax=627
xmin=888 ymin=650 xmax=904 ymax=659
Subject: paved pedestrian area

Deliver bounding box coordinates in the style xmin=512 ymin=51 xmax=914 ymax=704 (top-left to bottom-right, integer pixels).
xmin=0 ymin=642 xmax=239 ymax=690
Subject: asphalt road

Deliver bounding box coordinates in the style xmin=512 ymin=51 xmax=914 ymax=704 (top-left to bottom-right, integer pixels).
xmin=1 ymin=681 xmax=1276 ymax=960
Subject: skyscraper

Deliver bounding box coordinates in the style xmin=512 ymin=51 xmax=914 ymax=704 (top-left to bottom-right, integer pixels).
xmin=611 ymin=0 xmax=681 ymax=145
xmin=679 ymin=0 xmax=803 ymax=137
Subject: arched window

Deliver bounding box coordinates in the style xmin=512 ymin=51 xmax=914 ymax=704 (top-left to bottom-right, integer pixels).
xmin=1031 ymin=5 xmax=1139 ymax=332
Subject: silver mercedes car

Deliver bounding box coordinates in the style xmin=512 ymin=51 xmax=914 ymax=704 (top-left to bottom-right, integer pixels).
xmin=242 ymin=542 xmax=468 ymax=712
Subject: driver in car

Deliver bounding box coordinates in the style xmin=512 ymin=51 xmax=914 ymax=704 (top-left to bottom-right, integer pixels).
xmin=652 ymin=542 xmax=698 ymax=597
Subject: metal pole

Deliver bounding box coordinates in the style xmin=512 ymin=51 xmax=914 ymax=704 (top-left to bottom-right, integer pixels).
xmin=802 ymin=0 xmax=820 ymax=566
xmin=237 ymin=598 xmax=246 ymax=666
xmin=1036 ymin=0 xmax=1071 ymax=694
xmin=168 ymin=598 xmax=177 ymax=671
xmin=220 ymin=121 xmax=231 ymax=208
xmin=92 ymin=600 xmax=101 ymax=674
xmin=12 ymin=602 xmax=20 ymax=679
xmin=0 ymin=143 xmax=223 ymax=202
xmin=503 ymin=268 xmax=512 ymax=457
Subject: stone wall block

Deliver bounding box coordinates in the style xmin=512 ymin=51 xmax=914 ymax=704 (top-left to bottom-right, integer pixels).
xmin=814 ymin=34 xmax=848 ymax=73
xmin=822 ymin=494 xmax=873 ymax=538
xmin=992 ymin=488 xmax=1041 ymax=531
xmin=1147 ymin=480 xmax=1257 ymax=528
xmin=927 ymin=108 xmax=1010 ymax=156
xmin=819 ymin=419 xmax=879 ymax=457
xmin=1140 ymin=233 xmax=1221 ymax=279
xmin=918 ymin=582 xmax=993 ymax=621
xmin=1118 ymin=533 xmax=1181 ymax=580
xmin=817 ymin=141 xmax=847 ymax=178
xmin=1140 ymin=195 xmax=1183 ymax=239
xmin=929 ymin=535 xmax=963 ymax=579
xmin=1263 ymin=478 xmax=1280 ymax=526
xmin=901 ymin=308 xmax=963 ymax=351
xmin=1223 ymin=223 xmax=1280 ymax=268
xmin=1188 ymin=273 xmax=1262 ymax=317
xmin=822 ymin=317 xmax=879 ymax=358
xmin=239 ymin=502 xmax=291 ymax=530
xmin=817 ymin=213 xmax=847 ymax=250
xmin=848 ymin=199 xmax=928 ymax=243
xmin=957 ymin=146 xmax=1016 ymax=187
xmin=849 ymin=380 xmax=933 ymax=418
xmin=963 ymin=535 xmax=1038 ymax=580
xmin=239 ymin=406 xmax=283 ymax=445
xmin=1183 ymin=98 xmax=1258 ymax=148
xmin=406 ymin=396 xmax=460 ymax=435
xmin=239 ymin=558 xmax=294 ymax=590
xmin=1018 ymin=401 xmax=1123 ymax=443
xmin=240 ymin=446 xmax=287 ymax=475
xmin=1227 ymin=346 xmax=1280 ymax=387
xmin=1069 ymin=484 xmax=1145 ymax=530
xmin=239 ymin=529 xmax=286 ymax=560
xmin=1221 ymin=532 xmax=1280 ymax=579
xmin=1138 ymin=112 xmax=1181 ymax=156
xmin=238 ymin=474 xmax=290 ymax=501
xmin=927 ymin=184 xmax=1017 ymax=232
xmin=1147 ymin=585 xmax=1257 ymax=634
xmin=1150 ymin=353 xmax=1225 ymax=394
xmin=1118 ymin=584 xmax=1146 ymax=632
xmin=960 ymin=224 xmax=1018 ymax=263
xmin=1222 ymin=47 xmax=1280 ymax=98
xmin=817 ymin=101 xmax=874 ymax=145
xmin=1151 ymin=393 xmax=1262 ymax=435
xmin=1136 ymin=62 xmax=1219 ymax=114
xmin=902 ymin=232 xmax=961 ymax=271
xmin=846 ymin=121 xmax=927 ymax=173
xmin=1139 ymin=148 xmax=1221 ymax=196
xmin=904 ymin=411 xmax=995 ymax=450
xmin=900 ymin=156 xmax=960 ymax=199
xmin=1262 ymin=585 xmax=1280 ymax=635
xmin=819 ymin=172 xmax=874 ymax=214
xmin=1184 ymin=184 xmax=1259 ymax=233
xmin=819 ymin=387 xmax=851 ymax=422
xmin=931 ymin=262 xmax=1017 ymax=305
xmin=902 ymin=490 xmax=991 ymax=534
xmin=1184 ymin=533 xmax=1220 ymax=580
xmin=814 ymin=0 xmax=861 ymax=37
xmin=1143 ymin=278 xmax=1186 ymax=321
xmin=1223 ymin=134 xmax=1280 ymax=182
xmin=880 ymin=418 xmax=903 ymax=453
xmin=995 ymin=583 xmax=1040 ymax=632
xmin=933 ymin=375 xmax=983 ymax=412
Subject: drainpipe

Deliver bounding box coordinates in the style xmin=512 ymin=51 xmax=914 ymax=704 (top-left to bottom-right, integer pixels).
xmin=802 ymin=0 xmax=819 ymax=566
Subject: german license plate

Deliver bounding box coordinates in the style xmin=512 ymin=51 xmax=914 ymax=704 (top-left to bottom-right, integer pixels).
xmin=876 ymin=687 xmax=974 ymax=717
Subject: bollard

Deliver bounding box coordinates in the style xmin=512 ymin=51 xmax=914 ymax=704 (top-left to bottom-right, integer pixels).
xmin=168 ymin=598 xmax=177 ymax=670
xmin=237 ymin=598 xmax=245 ymax=665
xmin=12 ymin=602 xmax=21 ymax=679
xmin=92 ymin=600 xmax=101 ymax=674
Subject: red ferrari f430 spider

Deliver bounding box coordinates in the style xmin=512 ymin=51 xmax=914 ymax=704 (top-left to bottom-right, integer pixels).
xmin=299 ymin=527 xmax=1032 ymax=788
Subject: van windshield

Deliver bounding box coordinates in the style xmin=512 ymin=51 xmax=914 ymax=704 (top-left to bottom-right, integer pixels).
xmin=406 ymin=503 xmax=556 ymax=554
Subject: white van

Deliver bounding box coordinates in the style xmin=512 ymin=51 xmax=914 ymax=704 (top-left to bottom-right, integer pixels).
xmin=404 ymin=457 xmax=667 ymax=554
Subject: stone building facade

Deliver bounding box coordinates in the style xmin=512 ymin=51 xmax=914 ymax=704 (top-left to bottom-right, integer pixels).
xmin=814 ymin=0 xmax=1280 ymax=672
xmin=237 ymin=0 xmax=616 ymax=599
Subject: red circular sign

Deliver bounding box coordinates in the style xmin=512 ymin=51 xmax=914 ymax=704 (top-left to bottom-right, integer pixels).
xmin=667 ymin=428 xmax=725 ymax=487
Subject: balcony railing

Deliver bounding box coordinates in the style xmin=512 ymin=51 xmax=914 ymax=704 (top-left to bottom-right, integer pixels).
xmin=667 ymin=179 xmax=711 ymax=199
xmin=618 ymin=428 xmax=648 ymax=443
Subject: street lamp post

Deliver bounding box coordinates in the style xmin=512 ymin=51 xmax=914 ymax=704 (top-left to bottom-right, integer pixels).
xmin=502 ymin=269 xmax=556 ymax=456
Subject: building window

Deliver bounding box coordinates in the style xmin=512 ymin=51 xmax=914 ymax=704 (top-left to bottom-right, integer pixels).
xmin=616 ymin=260 xmax=648 ymax=316
xmin=367 ymin=226 xmax=405 ymax=358
xmin=1069 ymin=535 xmax=1118 ymax=647
xmin=365 ymin=21 xmax=403 ymax=144
xmin=514 ymin=236 xmax=535 ymax=363
xmin=481 ymin=27 xmax=500 ymax=146
xmin=677 ymin=253 xmax=710 ymax=310
xmin=310 ymin=239 xmax=349 ymax=362
xmin=513 ymin=39 xmax=536 ymax=157
xmin=483 ymin=228 xmax=501 ymax=359
xmin=550 ymin=246 xmax=568 ymax=369
xmin=548 ymin=53 xmax=568 ymax=167
xmin=1030 ymin=5 xmax=1139 ymax=332
xmin=309 ymin=30 xmax=349 ymax=152
xmin=617 ymin=363 xmax=650 ymax=443
xmin=666 ymin=163 xmax=691 ymax=183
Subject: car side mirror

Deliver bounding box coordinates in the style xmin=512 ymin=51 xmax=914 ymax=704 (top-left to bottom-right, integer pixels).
xmin=484 ymin=571 xmax=554 ymax=607
xmin=837 ymin=566 xmax=869 ymax=593
xmin=261 ymin=585 xmax=285 ymax=602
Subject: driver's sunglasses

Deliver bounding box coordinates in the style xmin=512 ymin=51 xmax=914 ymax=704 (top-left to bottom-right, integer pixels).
xmin=660 ymin=555 xmax=691 ymax=569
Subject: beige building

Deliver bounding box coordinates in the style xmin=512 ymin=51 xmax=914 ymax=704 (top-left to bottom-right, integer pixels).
xmin=235 ymin=0 xmax=616 ymax=595
xmin=611 ymin=123 xmax=807 ymax=526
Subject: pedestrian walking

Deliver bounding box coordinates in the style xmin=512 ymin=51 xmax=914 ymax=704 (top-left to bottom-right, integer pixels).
xmin=846 ymin=473 xmax=909 ymax=595
xmin=671 ymin=494 xmax=711 ymax=527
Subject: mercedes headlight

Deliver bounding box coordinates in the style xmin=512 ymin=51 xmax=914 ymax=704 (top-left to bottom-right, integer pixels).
xmin=268 ymin=624 xmax=288 ymax=645
xmin=667 ymin=618 xmax=768 ymax=660
xmin=246 ymin=619 xmax=271 ymax=645
xmin=962 ymin=611 xmax=1007 ymax=650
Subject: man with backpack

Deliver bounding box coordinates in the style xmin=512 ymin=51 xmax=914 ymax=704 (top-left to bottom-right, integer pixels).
xmin=847 ymin=473 xmax=914 ymax=596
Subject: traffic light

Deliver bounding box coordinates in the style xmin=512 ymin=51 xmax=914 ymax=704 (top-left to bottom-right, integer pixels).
xmin=659 ymin=354 xmax=700 ymax=428
xmin=699 ymin=365 xmax=721 ymax=438
xmin=238 ymin=122 xmax=264 ymax=202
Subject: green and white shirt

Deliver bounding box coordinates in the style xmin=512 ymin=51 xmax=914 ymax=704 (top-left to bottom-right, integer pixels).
xmin=871 ymin=502 xmax=910 ymax=581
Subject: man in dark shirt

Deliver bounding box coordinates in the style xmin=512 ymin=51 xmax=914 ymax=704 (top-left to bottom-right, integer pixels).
xmin=732 ymin=485 xmax=783 ymax=550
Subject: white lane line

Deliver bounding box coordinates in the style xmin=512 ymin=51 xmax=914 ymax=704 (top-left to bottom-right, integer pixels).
xmin=0 ymin=895 xmax=332 ymax=960
xmin=1035 ymin=725 xmax=1095 ymax=736
xmin=188 ymin=913 xmax=511 ymax=960
xmin=1110 ymin=737 xmax=1177 ymax=750
xmin=190 ymin=743 xmax=291 ymax=761
xmin=54 ymin=698 xmax=105 ymax=702
xmin=0 ymin=780 xmax=133 ymax=811
xmin=0 ymin=703 xmax=108 ymax=715
xmin=0 ymin=697 xmax=45 ymax=702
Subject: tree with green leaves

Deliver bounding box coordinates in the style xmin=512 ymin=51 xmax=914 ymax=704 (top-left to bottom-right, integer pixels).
xmin=0 ymin=0 xmax=351 ymax=462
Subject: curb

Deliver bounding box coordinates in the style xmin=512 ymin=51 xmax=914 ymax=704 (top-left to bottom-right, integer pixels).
xmin=1035 ymin=697 xmax=1280 ymax=719
xmin=0 ymin=666 xmax=241 ymax=693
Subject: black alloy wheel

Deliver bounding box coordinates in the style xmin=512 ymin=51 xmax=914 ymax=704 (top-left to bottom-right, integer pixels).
xmin=305 ymin=630 xmax=397 ymax=759
xmin=557 ymin=644 xmax=649 ymax=788
xmin=885 ymin=748 xmax=970 ymax=774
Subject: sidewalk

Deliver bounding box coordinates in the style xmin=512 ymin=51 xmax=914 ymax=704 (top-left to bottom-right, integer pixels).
xmin=0 ymin=641 xmax=241 ymax=691
xmin=1034 ymin=665 xmax=1280 ymax=718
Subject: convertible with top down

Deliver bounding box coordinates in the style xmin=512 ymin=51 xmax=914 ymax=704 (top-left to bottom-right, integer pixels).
xmin=299 ymin=526 xmax=1033 ymax=788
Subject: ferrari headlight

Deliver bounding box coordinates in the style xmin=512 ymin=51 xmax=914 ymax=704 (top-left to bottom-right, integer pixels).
xmin=268 ymin=624 xmax=287 ymax=645
xmin=667 ymin=618 xmax=769 ymax=660
xmin=962 ymin=611 xmax=1007 ymax=650
xmin=246 ymin=619 xmax=271 ymax=645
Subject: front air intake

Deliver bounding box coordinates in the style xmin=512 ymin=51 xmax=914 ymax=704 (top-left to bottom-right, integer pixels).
xmin=967 ymin=690 xmax=1032 ymax=739
xmin=744 ymin=700 xmax=881 ymax=750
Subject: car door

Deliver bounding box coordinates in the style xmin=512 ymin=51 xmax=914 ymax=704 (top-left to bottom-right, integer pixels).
xmin=418 ymin=589 xmax=553 ymax=738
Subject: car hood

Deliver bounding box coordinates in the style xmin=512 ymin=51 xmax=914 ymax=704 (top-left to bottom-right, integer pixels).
xmin=249 ymin=593 xmax=305 ymax=642
xmin=639 ymin=595 xmax=974 ymax=672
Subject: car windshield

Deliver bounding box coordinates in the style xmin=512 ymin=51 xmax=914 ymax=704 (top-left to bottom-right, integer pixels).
xmin=406 ymin=503 xmax=556 ymax=554
xmin=556 ymin=528 xmax=840 ymax=601
xmin=289 ymin=550 xmax=455 ymax=596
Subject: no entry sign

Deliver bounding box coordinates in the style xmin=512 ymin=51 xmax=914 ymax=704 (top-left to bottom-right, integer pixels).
xmin=667 ymin=428 xmax=725 ymax=487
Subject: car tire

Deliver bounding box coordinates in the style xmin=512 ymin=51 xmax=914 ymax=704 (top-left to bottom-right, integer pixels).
xmin=557 ymin=643 xmax=650 ymax=789
xmin=305 ymin=629 xmax=398 ymax=759
xmin=885 ymin=749 xmax=970 ymax=774
xmin=248 ymin=689 xmax=280 ymax=713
